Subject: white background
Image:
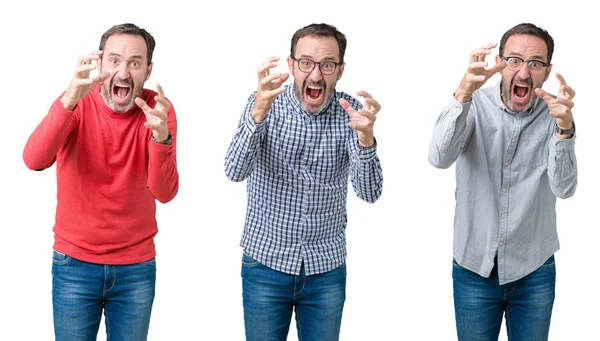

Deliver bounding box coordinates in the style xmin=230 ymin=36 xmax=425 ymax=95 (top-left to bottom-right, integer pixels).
xmin=2 ymin=0 xmax=598 ymax=340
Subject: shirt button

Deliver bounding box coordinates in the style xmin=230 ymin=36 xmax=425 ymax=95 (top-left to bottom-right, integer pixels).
xmin=499 ymin=241 xmax=504 ymax=246
xmin=511 ymin=138 xmax=516 ymax=143
xmin=502 ymin=214 xmax=506 ymax=219
xmin=502 ymin=188 xmax=508 ymax=193
xmin=308 ymin=143 xmax=314 ymax=147
xmin=505 ymin=162 xmax=509 ymax=167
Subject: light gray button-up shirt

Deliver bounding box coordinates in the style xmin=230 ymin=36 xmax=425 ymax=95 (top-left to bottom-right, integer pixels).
xmin=429 ymin=82 xmax=577 ymax=285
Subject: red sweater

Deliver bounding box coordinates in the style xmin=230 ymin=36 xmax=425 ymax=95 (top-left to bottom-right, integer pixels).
xmin=23 ymin=84 xmax=178 ymax=264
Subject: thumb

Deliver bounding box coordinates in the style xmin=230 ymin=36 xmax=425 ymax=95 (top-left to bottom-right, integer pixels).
xmin=534 ymin=88 xmax=550 ymax=100
xmin=94 ymin=71 xmax=110 ymax=83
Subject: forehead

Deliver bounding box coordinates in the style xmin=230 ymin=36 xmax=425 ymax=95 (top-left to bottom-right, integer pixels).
xmin=504 ymin=34 xmax=548 ymax=60
xmin=295 ymin=35 xmax=339 ymax=59
xmin=103 ymin=34 xmax=147 ymax=60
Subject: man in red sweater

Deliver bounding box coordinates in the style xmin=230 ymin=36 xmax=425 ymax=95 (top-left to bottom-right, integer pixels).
xmin=23 ymin=23 xmax=178 ymax=340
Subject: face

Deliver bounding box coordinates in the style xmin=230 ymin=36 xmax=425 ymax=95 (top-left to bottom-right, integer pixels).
xmin=496 ymin=34 xmax=552 ymax=113
xmin=287 ymin=35 xmax=344 ymax=114
xmin=99 ymin=34 xmax=153 ymax=113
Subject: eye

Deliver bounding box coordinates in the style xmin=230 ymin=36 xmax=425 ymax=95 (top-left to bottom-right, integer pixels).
xmin=508 ymin=57 xmax=520 ymax=65
xmin=109 ymin=58 xmax=118 ymax=64
xmin=529 ymin=61 xmax=541 ymax=69
xmin=300 ymin=59 xmax=312 ymax=67
xmin=321 ymin=62 xmax=333 ymax=70
xmin=130 ymin=60 xmax=140 ymax=68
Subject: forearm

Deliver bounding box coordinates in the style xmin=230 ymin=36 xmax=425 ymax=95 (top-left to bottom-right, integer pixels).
xmin=147 ymin=140 xmax=179 ymax=203
xmin=349 ymin=140 xmax=383 ymax=203
xmin=548 ymin=134 xmax=577 ymax=199
xmin=225 ymin=100 xmax=264 ymax=182
xmin=23 ymin=98 xmax=75 ymax=170
xmin=428 ymin=97 xmax=473 ymax=169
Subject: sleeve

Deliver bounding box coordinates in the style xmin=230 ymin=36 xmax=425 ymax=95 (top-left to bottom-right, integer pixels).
xmin=547 ymin=133 xmax=577 ymax=199
xmin=147 ymin=100 xmax=179 ymax=203
xmin=428 ymin=96 xmax=475 ymax=169
xmin=348 ymin=136 xmax=383 ymax=203
xmin=224 ymin=93 xmax=267 ymax=182
xmin=23 ymin=95 xmax=77 ymax=171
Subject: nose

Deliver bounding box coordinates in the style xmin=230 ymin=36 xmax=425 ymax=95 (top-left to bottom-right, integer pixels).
xmin=517 ymin=62 xmax=531 ymax=79
xmin=308 ymin=64 xmax=323 ymax=81
xmin=116 ymin=62 xmax=130 ymax=79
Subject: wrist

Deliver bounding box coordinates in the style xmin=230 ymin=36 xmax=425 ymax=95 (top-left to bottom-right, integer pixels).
xmin=454 ymin=89 xmax=472 ymax=104
xmin=60 ymin=96 xmax=77 ymax=111
xmin=153 ymin=130 xmax=170 ymax=142
xmin=152 ymin=131 xmax=172 ymax=145
xmin=251 ymin=107 xmax=267 ymax=123
xmin=358 ymin=132 xmax=375 ymax=147
xmin=555 ymin=121 xmax=575 ymax=139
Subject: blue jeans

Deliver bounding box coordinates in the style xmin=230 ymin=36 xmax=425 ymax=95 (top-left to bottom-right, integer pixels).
xmin=52 ymin=250 xmax=156 ymax=341
xmin=453 ymin=255 xmax=556 ymax=341
xmin=241 ymin=253 xmax=346 ymax=341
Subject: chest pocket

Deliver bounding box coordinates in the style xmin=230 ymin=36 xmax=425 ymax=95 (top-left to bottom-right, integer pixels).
xmin=518 ymin=133 xmax=549 ymax=168
xmin=315 ymin=131 xmax=347 ymax=167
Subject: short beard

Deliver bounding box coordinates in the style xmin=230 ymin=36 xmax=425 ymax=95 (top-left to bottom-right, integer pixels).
xmin=500 ymin=77 xmax=536 ymax=113
xmin=295 ymin=78 xmax=335 ymax=114
xmin=100 ymin=75 xmax=145 ymax=113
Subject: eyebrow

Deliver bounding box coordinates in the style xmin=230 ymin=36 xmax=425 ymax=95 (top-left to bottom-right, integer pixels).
xmin=299 ymin=54 xmax=338 ymax=62
xmin=507 ymin=52 xmax=546 ymax=62
xmin=107 ymin=52 xmax=144 ymax=60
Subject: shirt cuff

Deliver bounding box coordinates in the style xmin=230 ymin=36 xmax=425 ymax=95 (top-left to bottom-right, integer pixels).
xmin=244 ymin=107 xmax=266 ymax=135
xmin=550 ymin=133 xmax=575 ymax=152
xmin=351 ymin=138 xmax=378 ymax=162
xmin=451 ymin=95 xmax=472 ymax=113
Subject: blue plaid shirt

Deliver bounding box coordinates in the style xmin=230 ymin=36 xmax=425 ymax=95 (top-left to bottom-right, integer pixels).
xmin=225 ymin=84 xmax=383 ymax=275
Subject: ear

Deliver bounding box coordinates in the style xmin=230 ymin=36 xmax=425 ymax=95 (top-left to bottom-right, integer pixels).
xmin=495 ymin=55 xmax=502 ymax=64
xmin=337 ymin=63 xmax=345 ymax=81
xmin=287 ymin=56 xmax=294 ymax=74
xmin=145 ymin=62 xmax=154 ymax=81
xmin=544 ymin=64 xmax=552 ymax=82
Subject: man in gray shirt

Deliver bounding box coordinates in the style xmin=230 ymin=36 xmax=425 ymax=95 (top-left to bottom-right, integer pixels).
xmin=429 ymin=23 xmax=577 ymax=341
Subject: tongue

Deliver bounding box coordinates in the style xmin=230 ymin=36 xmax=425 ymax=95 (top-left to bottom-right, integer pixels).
xmin=309 ymin=88 xmax=320 ymax=99
xmin=515 ymin=86 xmax=528 ymax=98
xmin=116 ymin=87 xmax=129 ymax=99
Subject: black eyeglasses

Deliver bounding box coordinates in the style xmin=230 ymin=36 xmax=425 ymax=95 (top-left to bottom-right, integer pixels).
xmin=501 ymin=56 xmax=549 ymax=72
xmin=291 ymin=57 xmax=342 ymax=75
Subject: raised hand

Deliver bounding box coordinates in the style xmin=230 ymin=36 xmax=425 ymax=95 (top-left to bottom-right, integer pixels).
xmin=339 ymin=90 xmax=381 ymax=147
xmin=534 ymin=73 xmax=576 ymax=137
xmin=135 ymin=83 xmax=170 ymax=142
xmin=454 ymin=43 xmax=507 ymax=103
xmin=251 ymin=56 xmax=290 ymax=123
xmin=61 ymin=51 xmax=110 ymax=110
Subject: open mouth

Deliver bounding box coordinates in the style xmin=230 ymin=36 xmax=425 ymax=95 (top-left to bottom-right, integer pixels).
xmin=306 ymin=85 xmax=323 ymax=100
xmin=512 ymin=80 xmax=532 ymax=102
xmin=112 ymin=81 xmax=132 ymax=102
xmin=513 ymin=84 xmax=529 ymax=99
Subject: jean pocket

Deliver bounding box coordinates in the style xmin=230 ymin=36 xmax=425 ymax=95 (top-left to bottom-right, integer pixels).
xmin=241 ymin=253 xmax=259 ymax=267
xmin=52 ymin=250 xmax=71 ymax=265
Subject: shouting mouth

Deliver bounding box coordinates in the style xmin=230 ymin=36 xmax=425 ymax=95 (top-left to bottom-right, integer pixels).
xmin=513 ymin=83 xmax=530 ymax=101
xmin=303 ymin=81 xmax=326 ymax=113
xmin=112 ymin=80 xmax=133 ymax=105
